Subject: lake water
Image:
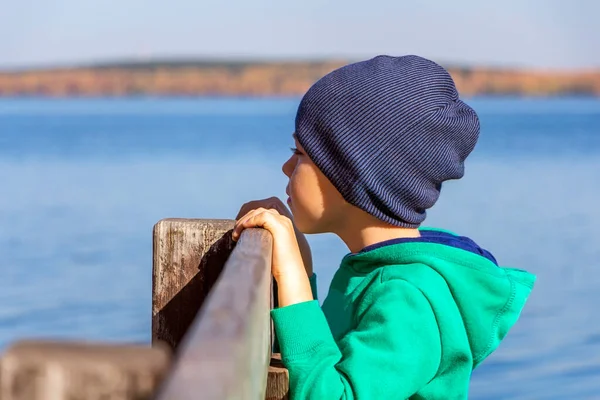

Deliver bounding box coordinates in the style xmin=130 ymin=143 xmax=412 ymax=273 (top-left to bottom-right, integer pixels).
xmin=1 ymin=97 xmax=599 ymax=399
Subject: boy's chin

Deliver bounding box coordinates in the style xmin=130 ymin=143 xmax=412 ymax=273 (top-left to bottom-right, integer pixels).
xmin=291 ymin=205 xmax=335 ymax=234
xmin=294 ymin=217 xmax=330 ymax=235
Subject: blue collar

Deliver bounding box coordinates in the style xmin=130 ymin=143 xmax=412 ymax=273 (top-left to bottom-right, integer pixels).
xmin=359 ymin=229 xmax=498 ymax=266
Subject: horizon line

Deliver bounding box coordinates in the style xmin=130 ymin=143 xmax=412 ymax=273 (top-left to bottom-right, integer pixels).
xmin=2 ymin=55 xmax=599 ymax=74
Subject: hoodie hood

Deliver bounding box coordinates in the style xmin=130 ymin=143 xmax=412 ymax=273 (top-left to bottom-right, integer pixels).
xmin=342 ymin=227 xmax=536 ymax=368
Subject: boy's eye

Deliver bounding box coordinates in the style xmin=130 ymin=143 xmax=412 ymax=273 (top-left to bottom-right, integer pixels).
xmin=290 ymin=147 xmax=303 ymax=155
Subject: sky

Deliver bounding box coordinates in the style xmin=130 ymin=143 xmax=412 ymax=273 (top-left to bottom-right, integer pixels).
xmin=1 ymin=0 xmax=599 ymax=70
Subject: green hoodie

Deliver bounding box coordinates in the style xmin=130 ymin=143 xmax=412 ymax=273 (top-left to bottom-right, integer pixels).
xmin=271 ymin=228 xmax=535 ymax=399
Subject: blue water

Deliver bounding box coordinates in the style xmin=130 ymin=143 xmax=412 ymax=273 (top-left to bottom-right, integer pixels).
xmin=1 ymin=97 xmax=599 ymax=399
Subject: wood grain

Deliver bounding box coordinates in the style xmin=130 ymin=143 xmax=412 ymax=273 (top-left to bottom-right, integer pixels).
xmin=152 ymin=218 xmax=235 ymax=351
xmin=266 ymin=354 xmax=289 ymax=400
xmin=155 ymin=227 xmax=274 ymax=399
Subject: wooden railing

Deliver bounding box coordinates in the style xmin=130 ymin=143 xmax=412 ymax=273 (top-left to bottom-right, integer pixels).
xmin=0 ymin=218 xmax=289 ymax=400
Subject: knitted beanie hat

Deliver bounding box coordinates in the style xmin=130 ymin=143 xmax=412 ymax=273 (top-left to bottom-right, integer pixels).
xmin=294 ymin=55 xmax=480 ymax=228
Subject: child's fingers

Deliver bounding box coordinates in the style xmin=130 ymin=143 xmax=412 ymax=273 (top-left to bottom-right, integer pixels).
xmin=236 ymin=207 xmax=274 ymax=229
xmin=232 ymin=208 xmax=261 ymax=240
xmin=232 ymin=208 xmax=279 ymax=241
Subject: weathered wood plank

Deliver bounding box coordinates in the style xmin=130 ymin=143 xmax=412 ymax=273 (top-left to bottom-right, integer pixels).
xmin=0 ymin=340 xmax=171 ymax=400
xmin=154 ymin=228 xmax=273 ymax=400
xmin=152 ymin=218 xmax=235 ymax=351
xmin=266 ymin=354 xmax=289 ymax=400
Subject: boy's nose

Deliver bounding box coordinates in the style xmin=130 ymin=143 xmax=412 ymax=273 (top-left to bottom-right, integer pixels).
xmin=282 ymin=157 xmax=293 ymax=178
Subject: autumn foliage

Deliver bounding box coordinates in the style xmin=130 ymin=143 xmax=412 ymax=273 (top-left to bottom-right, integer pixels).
xmin=1 ymin=61 xmax=598 ymax=97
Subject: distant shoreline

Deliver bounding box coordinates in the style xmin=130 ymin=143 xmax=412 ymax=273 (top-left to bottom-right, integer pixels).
xmin=1 ymin=94 xmax=598 ymax=101
xmin=1 ymin=60 xmax=598 ymax=98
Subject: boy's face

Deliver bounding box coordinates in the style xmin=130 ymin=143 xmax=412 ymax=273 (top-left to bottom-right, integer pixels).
xmin=282 ymin=134 xmax=348 ymax=234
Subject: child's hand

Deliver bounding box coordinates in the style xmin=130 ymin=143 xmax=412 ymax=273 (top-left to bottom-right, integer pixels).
xmin=233 ymin=206 xmax=303 ymax=280
xmin=235 ymin=197 xmax=313 ymax=277
xmin=232 ymin=205 xmax=313 ymax=307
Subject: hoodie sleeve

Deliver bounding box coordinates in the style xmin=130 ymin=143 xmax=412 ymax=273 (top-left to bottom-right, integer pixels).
xmin=270 ymin=278 xmax=441 ymax=399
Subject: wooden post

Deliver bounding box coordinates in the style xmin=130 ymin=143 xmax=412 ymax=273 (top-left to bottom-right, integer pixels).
xmin=154 ymin=228 xmax=274 ymax=399
xmin=0 ymin=340 xmax=171 ymax=400
xmin=152 ymin=218 xmax=235 ymax=351
xmin=152 ymin=218 xmax=289 ymax=399
xmin=267 ymin=354 xmax=289 ymax=400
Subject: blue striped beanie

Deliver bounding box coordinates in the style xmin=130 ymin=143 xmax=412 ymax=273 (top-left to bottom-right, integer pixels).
xmin=295 ymin=55 xmax=480 ymax=228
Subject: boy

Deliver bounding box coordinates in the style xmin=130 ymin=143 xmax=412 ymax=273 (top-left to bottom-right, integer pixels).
xmin=232 ymin=55 xmax=535 ymax=399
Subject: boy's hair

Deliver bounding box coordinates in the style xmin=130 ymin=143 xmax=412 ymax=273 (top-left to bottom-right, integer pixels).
xmin=294 ymin=55 xmax=480 ymax=227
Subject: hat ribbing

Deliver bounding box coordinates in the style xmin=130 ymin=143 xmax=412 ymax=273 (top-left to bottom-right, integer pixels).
xmin=295 ymin=55 xmax=480 ymax=227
